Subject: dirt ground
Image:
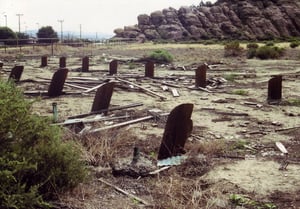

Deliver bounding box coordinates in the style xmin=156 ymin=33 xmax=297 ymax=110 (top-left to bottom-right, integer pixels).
xmin=1 ymin=42 xmax=300 ymax=209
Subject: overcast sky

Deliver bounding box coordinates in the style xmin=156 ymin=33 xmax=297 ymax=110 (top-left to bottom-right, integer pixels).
xmin=0 ymin=0 xmax=216 ymax=37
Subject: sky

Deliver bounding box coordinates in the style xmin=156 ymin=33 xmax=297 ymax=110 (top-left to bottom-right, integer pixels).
xmin=0 ymin=0 xmax=216 ymax=38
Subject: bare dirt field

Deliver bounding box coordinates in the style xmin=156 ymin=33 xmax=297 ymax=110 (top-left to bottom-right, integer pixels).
xmin=1 ymin=42 xmax=300 ymax=209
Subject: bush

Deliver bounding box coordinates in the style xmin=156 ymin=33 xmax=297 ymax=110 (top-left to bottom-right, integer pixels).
xmin=0 ymin=81 xmax=86 ymax=208
xmin=246 ymin=43 xmax=259 ymax=49
xmin=224 ymin=41 xmax=243 ymax=57
xmin=148 ymin=49 xmax=174 ymax=63
xmin=265 ymin=41 xmax=274 ymax=46
xmin=290 ymin=41 xmax=299 ymax=48
xmin=255 ymin=46 xmax=285 ymax=59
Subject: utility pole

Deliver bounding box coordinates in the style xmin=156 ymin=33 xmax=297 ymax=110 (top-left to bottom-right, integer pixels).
xmin=57 ymin=19 xmax=64 ymax=42
xmin=16 ymin=13 xmax=23 ymax=32
xmin=4 ymin=14 xmax=7 ymax=27
xmin=79 ymin=24 xmax=82 ymax=40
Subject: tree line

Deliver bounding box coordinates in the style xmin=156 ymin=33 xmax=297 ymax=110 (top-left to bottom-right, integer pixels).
xmin=0 ymin=26 xmax=58 ymax=45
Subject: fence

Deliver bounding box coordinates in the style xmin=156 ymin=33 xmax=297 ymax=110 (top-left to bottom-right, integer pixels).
xmin=0 ymin=38 xmax=138 ymax=56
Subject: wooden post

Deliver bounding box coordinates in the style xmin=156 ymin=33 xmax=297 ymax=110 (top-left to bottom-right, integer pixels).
xmin=145 ymin=61 xmax=154 ymax=78
xmin=158 ymin=103 xmax=194 ymax=160
xmin=268 ymin=75 xmax=282 ymax=102
xmin=41 ymin=56 xmax=47 ymax=67
xmin=9 ymin=65 xmax=24 ymax=82
xmin=109 ymin=59 xmax=118 ymax=75
xmin=195 ymin=64 xmax=207 ymax=88
xmin=59 ymin=56 xmax=66 ymax=68
xmin=48 ymin=68 xmax=69 ymax=97
xmin=82 ymin=56 xmax=89 ymax=72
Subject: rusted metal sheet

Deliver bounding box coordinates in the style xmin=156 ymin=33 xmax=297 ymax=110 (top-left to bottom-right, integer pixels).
xmin=268 ymin=75 xmax=282 ymax=101
xmin=41 ymin=56 xmax=47 ymax=67
xmin=82 ymin=56 xmax=89 ymax=72
xmin=9 ymin=65 xmax=24 ymax=82
xmin=59 ymin=56 xmax=66 ymax=68
xmin=145 ymin=61 xmax=154 ymax=78
xmin=91 ymin=82 xmax=115 ymax=112
xmin=195 ymin=64 xmax=207 ymax=88
xmin=109 ymin=59 xmax=118 ymax=75
xmin=158 ymin=103 xmax=194 ymax=160
xmin=48 ymin=68 xmax=69 ymax=97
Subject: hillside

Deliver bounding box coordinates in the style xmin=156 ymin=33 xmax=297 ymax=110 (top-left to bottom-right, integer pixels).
xmin=113 ymin=0 xmax=300 ymax=41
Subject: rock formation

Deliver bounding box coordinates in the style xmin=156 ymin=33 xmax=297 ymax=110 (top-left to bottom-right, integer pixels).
xmin=113 ymin=0 xmax=300 ymax=41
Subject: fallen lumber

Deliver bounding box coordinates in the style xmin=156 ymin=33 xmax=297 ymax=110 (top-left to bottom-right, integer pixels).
xmin=214 ymin=111 xmax=249 ymax=117
xmin=275 ymin=126 xmax=300 ymax=132
xmin=87 ymin=115 xmax=154 ymax=133
xmin=148 ymin=166 xmax=171 ymax=175
xmin=55 ymin=115 xmax=130 ymax=126
xmin=116 ymin=77 xmax=167 ymax=100
xmin=171 ymin=88 xmax=180 ymax=97
xmin=68 ymin=102 xmax=143 ymax=119
xmin=64 ymin=83 xmax=89 ymax=90
xmin=151 ymin=79 xmax=181 ymax=88
xmin=98 ymin=178 xmax=151 ymax=206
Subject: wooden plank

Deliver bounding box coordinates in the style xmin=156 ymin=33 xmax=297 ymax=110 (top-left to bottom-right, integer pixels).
xmin=171 ymin=88 xmax=179 ymax=97
xmin=87 ymin=115 xmax=154 ymax=133
xmin=64 ymin=83 xmax=89 ymax=90
xmin=116 ymin=77 xmax=167 ymax=100
xmin=68 ymin=102 xmax=143 ymax=119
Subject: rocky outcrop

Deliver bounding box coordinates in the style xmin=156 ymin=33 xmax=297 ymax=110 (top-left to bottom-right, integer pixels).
xmin=113 ymin=0 xmax=300 ymax=41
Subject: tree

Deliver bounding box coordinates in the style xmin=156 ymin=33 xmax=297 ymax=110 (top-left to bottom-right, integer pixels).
xmin=37 ymin=26 xmax=58 ymax=43
xmin=0 ymin=26 xmax=17 ymax=45
xmin=16 ymin=32 xmax=30 ymax=45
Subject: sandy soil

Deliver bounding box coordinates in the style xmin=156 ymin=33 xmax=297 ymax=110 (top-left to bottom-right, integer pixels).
xmin=1 ymin=42 xmax=300 ymax=208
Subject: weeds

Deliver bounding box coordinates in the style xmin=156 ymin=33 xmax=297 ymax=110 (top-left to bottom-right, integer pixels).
xmin=232 ymin=89 xmax=249 ymax=96
xmin=224 ymin=41 xmax=243 ymax=57
xmin=229 ymin=194 xmax=277 ymax=209
xmin=286 ymin=98 xmax=300 ymax=107
xmin=224 ymin=73 xmax=238 ymax=82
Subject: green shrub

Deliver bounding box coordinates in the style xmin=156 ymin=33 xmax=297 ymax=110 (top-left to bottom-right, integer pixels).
xmin=265 ymin=41 xmax=274 ymax=46
xmin=224 ymin=41 xmax=243 ymax=57
xmin=148 ymin=49 xmax=173 ymax=63
xmin=255 ymin=46 xmax=285 ymax=59
xmin=0 ymin=81 xmax=86 ymax=208
xmin=247 ymin=48 xmax=257 ymax=59
xmin=290 ymin=41 xmax=299 ymax=48
xmin=246 ymin=43 xmax=259 ymax=49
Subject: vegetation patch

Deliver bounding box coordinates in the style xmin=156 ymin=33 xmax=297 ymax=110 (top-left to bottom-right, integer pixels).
xmin=224 ymin=41 xmax=244 ymax=57
xmin=0 ymin=81 xmax=86 ymax=209
xmin=229 ymin=194 xmax=277 ymax=209
xmin=147 ymin=49 xmax=174 ymax=63
xmin=232 ymin=89 xmax=249 ymax=96
xmin=248 ymin=45 xmax=285 ymax=59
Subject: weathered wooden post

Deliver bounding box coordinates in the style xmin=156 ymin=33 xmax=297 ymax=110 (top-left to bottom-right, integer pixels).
xmin=91 ymin=82 xmax=115 ymax=113
xmin=195 ymin=64 xmax=207 ymax=88
xmin=158 ymin=103 xmax=194 ymax=160
xmin=109 ymin=59 xmax=118 ymax=75
xmin=48 ymin=68 xmax=68 ymax=97
xmin=145 ymin=61 xmax=154 ymax=78
xmin=9 ymin=65 xmax=24 ymax=82
xmin=82 ymin=56 xmax=89 ymax=72
xmin=41 ymin=56 xmax=47 ymax=67
xmin=59 ymin=56 xmax=66 ymax=68
xmin=268 ymin=75 xmax=282 ymax=102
